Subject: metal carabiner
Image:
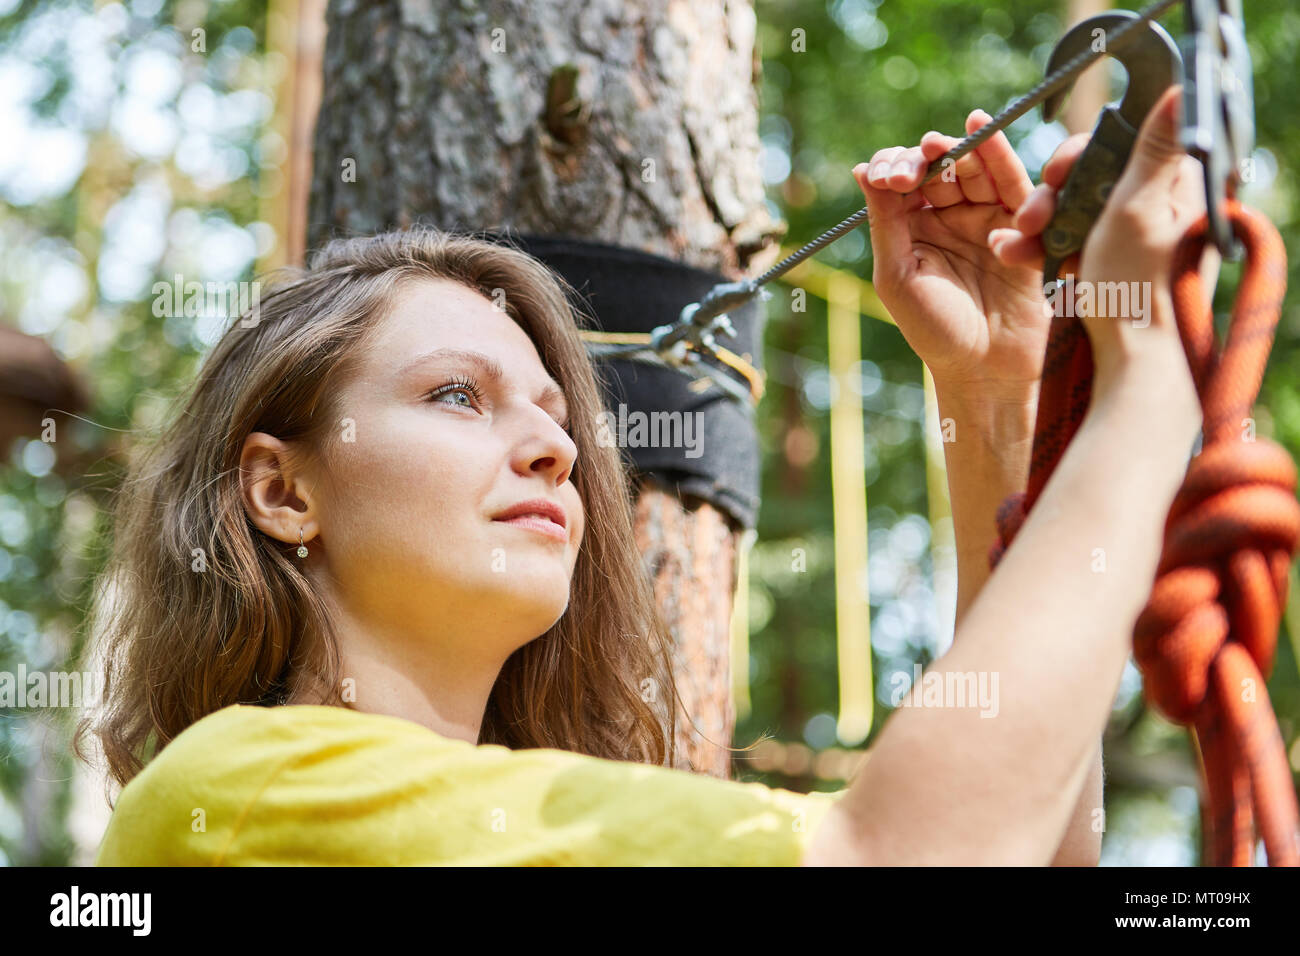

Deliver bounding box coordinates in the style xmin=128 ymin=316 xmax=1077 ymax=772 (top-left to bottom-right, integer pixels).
xmin=1038 ymin=10 xmax=1184 ymax=284
xmin=1181 ymin=0 xmax=1255 ymax=260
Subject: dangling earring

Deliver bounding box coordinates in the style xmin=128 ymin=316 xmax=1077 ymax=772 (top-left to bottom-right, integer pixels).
xmin=297 ymin=527 xmax=309 ymax=558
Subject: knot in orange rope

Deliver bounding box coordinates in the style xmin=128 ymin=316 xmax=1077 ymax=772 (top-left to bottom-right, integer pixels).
xmin=989 ymin=200 xmax=1300 ymax=865
xmin=1135 ymin=201 xmax=1300 ymax=866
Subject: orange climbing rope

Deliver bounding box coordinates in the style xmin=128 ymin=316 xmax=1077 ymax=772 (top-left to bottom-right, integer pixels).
xmin=988 ymin=199 xmax=1300 ymax=866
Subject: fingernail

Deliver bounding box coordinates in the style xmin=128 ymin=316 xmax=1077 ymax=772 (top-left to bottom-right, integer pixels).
xmin=868 ymin=162 xmax=890 ymax=184
xmin=852 ymin=162 xmax=869 ymax=179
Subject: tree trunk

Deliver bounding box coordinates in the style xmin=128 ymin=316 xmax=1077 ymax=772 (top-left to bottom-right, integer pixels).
xmin=1063 ymin=0 xmax=1111 ymax=135
xmin=308 ymin=0 xmax=781 ymax=776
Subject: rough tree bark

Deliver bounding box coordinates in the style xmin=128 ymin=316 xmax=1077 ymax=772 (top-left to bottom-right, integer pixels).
xmin=307 ymin=0 xmax=782 ymax=776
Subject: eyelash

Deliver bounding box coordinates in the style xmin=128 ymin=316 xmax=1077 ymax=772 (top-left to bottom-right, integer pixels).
xmin=426 ymin=376 xmax=486 ymax=409
xmin=425 ymin=377 xmax=571 ymax=433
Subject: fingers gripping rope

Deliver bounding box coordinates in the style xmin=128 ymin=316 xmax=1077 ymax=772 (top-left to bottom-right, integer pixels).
xmin=989 ymin=201 xmax=1300 ymax=866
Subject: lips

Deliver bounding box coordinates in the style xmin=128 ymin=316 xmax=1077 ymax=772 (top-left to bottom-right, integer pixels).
xmin=492 ymin=498 xmax=568 ymax=542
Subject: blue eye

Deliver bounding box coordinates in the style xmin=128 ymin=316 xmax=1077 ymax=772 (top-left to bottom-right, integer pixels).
xmin=426 ymin=376 xmax=485 ymax=410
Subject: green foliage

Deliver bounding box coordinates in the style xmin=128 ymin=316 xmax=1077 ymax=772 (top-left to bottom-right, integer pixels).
xmin=2 ymin=0 xmax=1298 ymax=866
xmin=742 ymin=0 xmax=1300 ymax=863
xmin=0 ymin=0 xmax=269 ymax=864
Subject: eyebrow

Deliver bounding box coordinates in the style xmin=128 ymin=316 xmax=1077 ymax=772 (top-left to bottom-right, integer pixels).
xmin=399 ymin=347 xmax=568 ymax=418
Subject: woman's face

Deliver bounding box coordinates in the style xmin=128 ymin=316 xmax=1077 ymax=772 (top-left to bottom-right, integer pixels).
xmin=310 ymin=277 xmax=585 ymax=663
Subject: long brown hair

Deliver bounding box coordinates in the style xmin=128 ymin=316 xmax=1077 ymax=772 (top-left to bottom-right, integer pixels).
xmin=75 ymin=226 xmax=694 ymax=796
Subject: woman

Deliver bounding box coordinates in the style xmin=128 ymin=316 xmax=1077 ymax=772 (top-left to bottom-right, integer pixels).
xmin=83 ymin=216 xmax=835 ymax=866
xmin=82 ymin=87 xmax=1204 ymax=866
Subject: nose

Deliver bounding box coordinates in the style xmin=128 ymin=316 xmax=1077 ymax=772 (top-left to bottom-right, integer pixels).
xmin=510 ymin=411 xmax=577 ymax=487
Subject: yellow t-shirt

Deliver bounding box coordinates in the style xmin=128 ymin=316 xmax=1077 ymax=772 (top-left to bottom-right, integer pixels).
xmin=94 ymin=703 xmax=844 ymax=866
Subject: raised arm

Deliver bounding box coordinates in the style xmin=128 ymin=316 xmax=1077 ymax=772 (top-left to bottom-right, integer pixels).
xmin=932 ymin=379 xmax=1103 ymax=866
xmin=850 ymin=107 xmax=1100 ymax=864
xmin=813 ymin=87 xmax=1203 ymax=864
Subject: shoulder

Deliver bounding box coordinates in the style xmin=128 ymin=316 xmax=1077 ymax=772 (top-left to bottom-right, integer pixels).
xmin=95 ymin=704 xmax=845 ymax=865
xmin=109 ymin=703 xmax=448 ymax=800
xmin=94 ymin=703 xmax=443 ymax=865
xmin=486 ymin=746 xmax=844 ymax=864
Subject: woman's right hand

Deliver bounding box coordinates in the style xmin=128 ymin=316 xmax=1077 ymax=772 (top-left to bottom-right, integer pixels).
xmin=987 ymin=85 xmax=1205 ymax=427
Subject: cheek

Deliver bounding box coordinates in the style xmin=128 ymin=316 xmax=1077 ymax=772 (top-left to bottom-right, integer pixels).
xmin=566 ymin=489 xmax=586 ymax=553
xmin=328 ymin=414 xmax=492 ymax=534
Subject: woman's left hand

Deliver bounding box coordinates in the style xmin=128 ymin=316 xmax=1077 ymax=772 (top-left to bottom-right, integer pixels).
xmin=852 ymin=110 xmax=1050 ymax=401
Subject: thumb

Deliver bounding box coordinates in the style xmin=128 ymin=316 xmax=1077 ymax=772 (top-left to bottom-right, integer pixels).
xmin=852 ymin=163 xmax=915 ymax=270
xmin=1123 ymin=85 xmax=1185 ymax=188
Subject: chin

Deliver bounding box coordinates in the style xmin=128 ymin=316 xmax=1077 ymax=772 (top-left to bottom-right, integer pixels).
xmin=486 ymin=574 xmax=573 ymax=637
xmin=526 ymin=590 xmax=573 ymax=635
xmin=502 ymin=603 xmax=570 ymax=654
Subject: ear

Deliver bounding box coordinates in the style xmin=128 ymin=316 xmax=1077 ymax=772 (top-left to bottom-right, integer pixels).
xmin=240 ymin=432 xmax=318 ymax=547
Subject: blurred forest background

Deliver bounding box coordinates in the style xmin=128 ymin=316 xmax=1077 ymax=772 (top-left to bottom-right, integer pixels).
xmin=2 ymin=0 xmax=1298 ymax=865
